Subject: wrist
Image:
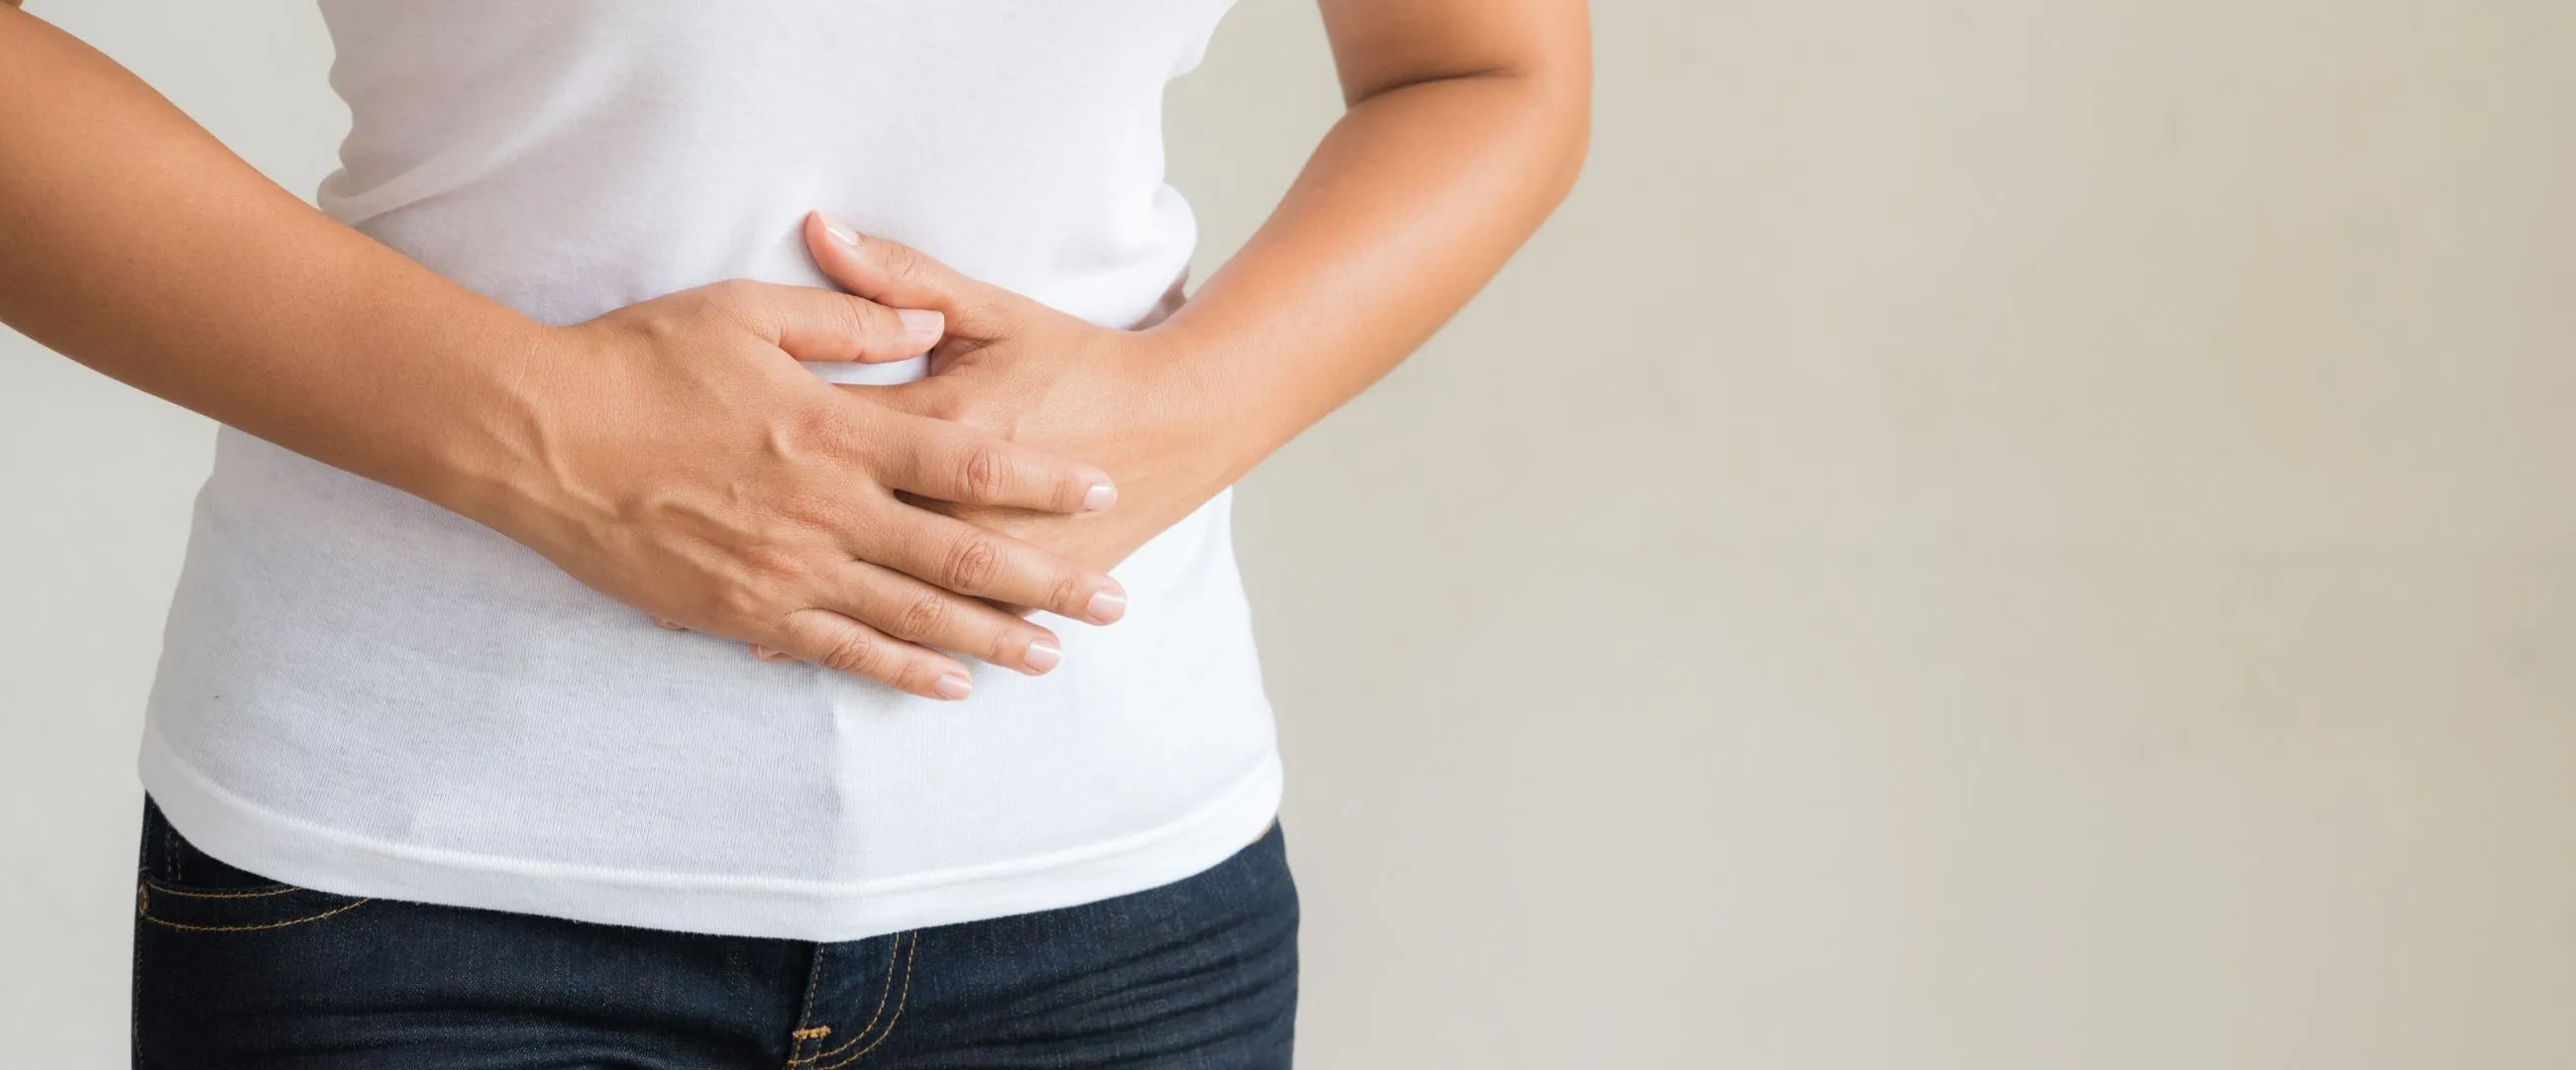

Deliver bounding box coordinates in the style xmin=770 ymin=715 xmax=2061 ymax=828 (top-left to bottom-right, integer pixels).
xmin=412 ymin=319 xmax=579 ymax=538
xmin=1126 ymin=323 xmax=1279 ymax=485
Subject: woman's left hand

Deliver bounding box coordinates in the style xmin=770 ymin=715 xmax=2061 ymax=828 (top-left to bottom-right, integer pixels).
xmin=802 ymin=212 xmax=1247 ymax=605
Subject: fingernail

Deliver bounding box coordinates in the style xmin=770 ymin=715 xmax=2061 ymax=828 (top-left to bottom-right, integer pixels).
xmin=1082 ymin=482 xmax=1118 ymax=512
xmin=1087 ymin=589 xmax=1127 ymax=624
xmin=819 ymin=213 xmax=859 ymax=248
xmin=751 ymin=645 xmax=785 ymax=661
xmin=1023 ymin=640 xmax=1061 ymax=675
xmin=934 ymin=674 xmax=974 ymax=700
xmin=656 ymin=618 xmax=685 ymax=631
xmin=898 ymin=308 xmax=943 ymax=340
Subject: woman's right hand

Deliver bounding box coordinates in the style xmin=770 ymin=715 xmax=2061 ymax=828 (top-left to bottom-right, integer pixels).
xmin=0 ymin=7 xmax=1104 ymax=701
xmin=464 ymin=279 xmax=1127 ymax=700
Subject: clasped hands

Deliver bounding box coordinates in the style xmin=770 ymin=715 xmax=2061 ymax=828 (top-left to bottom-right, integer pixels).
xmin=498 ymin=211 xmax=1238 ymax=700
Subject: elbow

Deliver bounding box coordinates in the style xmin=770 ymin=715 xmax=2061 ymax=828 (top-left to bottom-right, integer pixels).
xmin=1547 ymin=78 xmax=1592 ymax=209
xmin=1512 ymin=61 xmax=1593 ymax=213
xmin=1491 ymin=60 xmax=1595 ymax=209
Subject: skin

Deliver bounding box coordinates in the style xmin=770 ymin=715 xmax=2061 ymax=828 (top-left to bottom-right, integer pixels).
xmin=811 ymin=0 xmax=1594 ymax=585
xmin=0 ymin=0 xmax=1590 ymax=695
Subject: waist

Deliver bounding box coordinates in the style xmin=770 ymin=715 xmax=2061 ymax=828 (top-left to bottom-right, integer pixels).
xmin=162 ymin=428 xmax=1253 ymax=698
xmin=144 ymin=428 xmax=1274 ymax=891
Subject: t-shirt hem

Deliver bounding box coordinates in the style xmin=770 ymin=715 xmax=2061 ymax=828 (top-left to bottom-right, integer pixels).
xmin=138 ymin=724 xmax=1285 ymax=942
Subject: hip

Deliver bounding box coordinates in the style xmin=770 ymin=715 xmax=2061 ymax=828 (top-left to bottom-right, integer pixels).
xmin=133 ymin=798 xmax=1298 ymax=1069
xmin=139 ymin=426 xmax=1282 ymax=938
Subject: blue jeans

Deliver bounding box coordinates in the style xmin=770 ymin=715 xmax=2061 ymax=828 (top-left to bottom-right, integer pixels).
xmin=133 ymin=800 xmax=1297 ymax=1068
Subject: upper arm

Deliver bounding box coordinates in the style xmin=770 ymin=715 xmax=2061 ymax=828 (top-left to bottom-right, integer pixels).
xmin=1314 ymin=0 xmax=1591 ymax=105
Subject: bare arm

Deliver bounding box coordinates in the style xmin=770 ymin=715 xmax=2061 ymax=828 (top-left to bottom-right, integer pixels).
xmin=0 ymin=7 xmax=1128 ymax=697
xmin=792 ymin=0 xmax=1591 ymax=584
xmin=0 ymin=6 xmax=553 ymax=509
xmin=1161 ymin=0 xmax=1593 ymax=468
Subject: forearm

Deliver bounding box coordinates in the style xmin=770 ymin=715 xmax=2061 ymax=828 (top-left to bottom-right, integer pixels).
xmin=0 ymin=8 xmax=545 ymax=518
xmin=1149 ymin=40 xmax=1590 ymax=478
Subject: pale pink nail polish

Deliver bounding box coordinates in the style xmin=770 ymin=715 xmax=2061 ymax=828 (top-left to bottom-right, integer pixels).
xmin=1023 ymin=640 xmax=1062 ymax=675
xmin=934 ymin=674 xmax=974 ymax=700
xmin=898 ymin=308 xmax=943 ymax=339
xmin=1087 ymin=589 xmax=1127 ymax=624
xmin=1082 ymin=482 xmax=1118 ymax=512
xmin=819 ymin=213 xmax=859 ymax=247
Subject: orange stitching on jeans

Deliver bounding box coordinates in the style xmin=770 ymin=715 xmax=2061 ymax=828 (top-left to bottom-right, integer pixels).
xmin=784 ymin=944 xmax=829 ymax=1070
xmin=137 ymin=896 xmax=371 ymax=933
xmin=792 ymin=1026 xmax=832 ymax=1040
xmin=138 ymin=880 xmax=301 ymax=900
xmin=800 ymin=932 xmax=907 ymax=1062
xmin=815 ymin=932 xmax=915 ymax=1070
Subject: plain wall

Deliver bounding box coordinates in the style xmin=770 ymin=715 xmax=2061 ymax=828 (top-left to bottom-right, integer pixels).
xmin=5 ymin=1 xmax=2572 ymax=1066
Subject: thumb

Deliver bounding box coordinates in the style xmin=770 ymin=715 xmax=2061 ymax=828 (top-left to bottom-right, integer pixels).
xmin=804 ymin=212 xmax=1020 ymax=340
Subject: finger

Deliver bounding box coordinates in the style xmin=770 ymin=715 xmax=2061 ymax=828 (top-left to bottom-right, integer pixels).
xmin=873 ymin=413 xmax=1118 ymax=514
xmin=805 ymin=212 xmax=1024 ymax=340
xmin=715 ymin=279 xmax=944 ymax=364
xmin=838 ymin=375 xmax=952 ymax=422
xmin=864 ymin=511 xmax=1127 ymax=625
xmin=767 ymin=609 xmax=977 ymax=700
xmin=834 ymin=376 xmax=971 ymax=437
xmin=826 ymin=561 xmax=1066 ymax=676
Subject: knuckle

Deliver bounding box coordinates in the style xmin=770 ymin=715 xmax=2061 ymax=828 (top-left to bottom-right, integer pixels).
xmin=715 ymin=551 xmax=818 ymax=625
xmin=1054 ymin=473 xmax=1090 ymax=512
xmin=818 ymin=632 xmax=885 ymax=677
xmin=956 ymin=445 xmax=1009 ymax=500
xmin=989 ymin=626 xmax=1034 ymax=667
xmin=623 ymin=306 xmax=692 ymax=347
xmin=773 ymin=485 xmax=848 ymax=531
xmin=894 ymin=591 xmax=949 ymax=641
xmin=809 ymin=408 xmax=888 ymax=473
xmin=893 ymin=661 xmax=942 ymax=696
xmin=942 ymin=535 xmax=1004 ymax=590
xmin=702 ymin=278 xmax=759 ymax=312
xmin=710 ymin=583 xmax=772 ymax=627
xmin=883 ymin=243 xmax=928 ymax=284
xmin=949 ymin=398 xmax=1003 ymax=432
xmin=1048 ymin=572 xmax=1088 ymax=615
xmin=738 ymin=544 xmax=807 ymax=586
xmin=836 ymin=296 xmax=886 ymax=340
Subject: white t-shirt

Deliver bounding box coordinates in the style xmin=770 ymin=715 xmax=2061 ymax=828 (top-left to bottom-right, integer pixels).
xmin=138 ymin=0 xmax=1280 ymax=941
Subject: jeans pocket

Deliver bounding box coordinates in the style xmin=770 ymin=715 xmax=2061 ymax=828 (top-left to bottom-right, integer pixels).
xmin=137 ymin=797 xmax=372 ymax=934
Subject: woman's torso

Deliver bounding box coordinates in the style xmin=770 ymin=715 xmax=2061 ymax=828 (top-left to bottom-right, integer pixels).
xmin=140 ymin=0 xmax=1282 ymax=941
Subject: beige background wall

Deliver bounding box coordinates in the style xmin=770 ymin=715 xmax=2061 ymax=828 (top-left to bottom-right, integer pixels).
xmin=5 ymin=1 xmax=2571 ymax=1066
